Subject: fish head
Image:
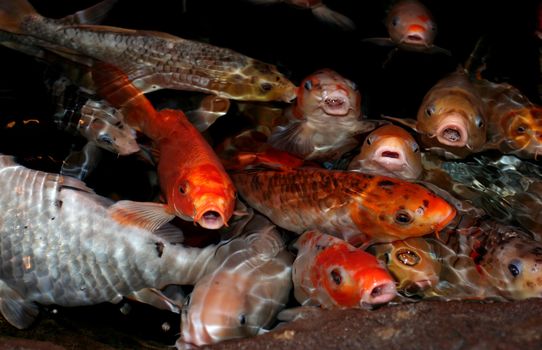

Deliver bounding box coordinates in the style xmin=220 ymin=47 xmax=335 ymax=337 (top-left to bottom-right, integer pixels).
xmin=352 ymin=124 xmax=422 ymax=179
xmin=500 ymin=107 xmax=542 ymax=159
xmin=386 ymin=0 xmax=437 ymax=48
xmin=234 ymin=60 xmax=297 ymax=102
xmin=361 ymin=177 xmax=457 ymax=240
xmin=293 ymin=69 xmax=361 ymax=120
xmin=417 ymin=93 xmax=487 ymax=150
xmin=480 ymin=234 xmax=542 ymax=300
xmin=171 ymin=166 xmax=236 ymax=230
xmin=371 ymin=238 xmax=441 ymax=294
xmin=310 ymin=242 xmax=396 ymax=308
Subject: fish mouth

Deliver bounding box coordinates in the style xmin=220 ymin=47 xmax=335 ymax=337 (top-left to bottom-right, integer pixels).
xmin=195 ymin=206 xmax=226 ymax=230
xmin=321 ymin=91 xmax=351 ymax=116
xmin=361 ymin=281 xmax=397 ymax=306
xmin=434 ymin=115 xmax=468 ymax=148
xmin=401 ymin=33 xmax=427 ymax=46
xmin=375 ymin=147 xmax=407 ymax=170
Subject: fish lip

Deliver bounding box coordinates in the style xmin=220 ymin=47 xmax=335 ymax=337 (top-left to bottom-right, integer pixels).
xmin=433 ymin=205 xmax=457 ymax=232
xmin=434 ymin=115 xmax=468 ymax=148
xmin=194 ymin=205 xmax=226 ymax=230
xmin=320 ymin=90 xmax=351 ymax=116
xmin=374 ymin=146 xmax=407 ymax=170
xmin=360 ymin=281 xmax=397 ymax=306
xmin=401 ymin=33 xmax=427 ymax=45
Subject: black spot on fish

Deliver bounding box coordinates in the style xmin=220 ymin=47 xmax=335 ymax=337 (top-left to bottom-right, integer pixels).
xmin=423 ymin=200 xmax=429 ymax=208
xmin=155 ymin=242 xmax=164 ymax=258
xmin=24 ymin=226 xmax=28 ymax=229
xmin=51 ymin=217 xmax=55 ymax=221
xmin=377 ymin=180 xmax=395 ymax=189
xmin=55 ymin=200 xmax=63 ymax=208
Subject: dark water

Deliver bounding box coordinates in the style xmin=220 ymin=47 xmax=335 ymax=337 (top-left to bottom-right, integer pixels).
xmin=0 ymin=0 xmax=540 ymax=348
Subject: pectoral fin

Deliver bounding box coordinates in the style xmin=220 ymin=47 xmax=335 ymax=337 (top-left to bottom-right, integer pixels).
xmin=108 ymin=200 xmax=175 ymax=231
xmin=0 ymin=280 xmax=39 ymax=329
xmin=127 ymin=288 xmax=182 ymax=313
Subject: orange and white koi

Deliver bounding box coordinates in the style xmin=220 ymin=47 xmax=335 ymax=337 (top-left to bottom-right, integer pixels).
xmin=348 ymin=124 xmax=422 ymax=180
xmin=231 ymin=167 xmax=456 ymax=244
xmin=292 ymin=230 xmax=396 ymax=309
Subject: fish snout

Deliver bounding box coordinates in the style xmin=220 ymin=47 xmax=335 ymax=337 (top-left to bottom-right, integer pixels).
xmin=321 ymin=90 xmax=351 ymax=116
xmin=434 ymin=114 xmax=469 ymax=148
xmin=360 ymin=270 xmax=397 ymax=306
xmin=195 ymin=206 xmax=226 ymax=230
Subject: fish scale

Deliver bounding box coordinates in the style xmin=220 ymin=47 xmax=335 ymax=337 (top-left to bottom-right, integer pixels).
xmin=0 ymin=155 xmax=223 ymax=329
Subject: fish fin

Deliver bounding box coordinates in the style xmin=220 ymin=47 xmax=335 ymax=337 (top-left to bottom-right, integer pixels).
xmin=127 ymin=288 xmax=182 ymax=313
xmin=108 ymin=200 xmax=175 ymax=231
xmin=153 ymin=223 xmax=185 ymax=244
xmin=276 ymin=306 xmax=323 ymax=322
xmin=185 ymin=96 xmax=230 ymax=132
xmin=0 ymin=0 xmax=37 ymax=34
xmin=0 ymin=281 xmax=39 ymax=329
xmin=91 ymin=61 xmax=146 ymax=108
xmin=362 ymin=37 xmax=396 ymax=47
xmin=61 ymin=142 xmax=102 ymax=181
xmin=311 ymin=5 xmax=356 ymax=31
xmin=59 ymin=172 xmax=96 ymax=193
xmin=59 ymin=0 xmax=118 ymax=25
xmin=381 ymin=115 xmax=419 ymax=132
xmin=268 ymin=122 xmax=313 ymax=159
xmin=424 ymin=45 xmax=452 ymax=56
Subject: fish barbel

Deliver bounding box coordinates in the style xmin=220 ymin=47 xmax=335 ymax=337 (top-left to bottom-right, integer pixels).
xmin=0 ymin=155 xmax=220 ymax=329
xmin=179 ymin=215 xmax=292 ymax=347
xmin=231 ymin=167 xmax=456 ymax=244
xmin=0 ymin=0 xmax=297 ymax=102
xmin=292 ymin=230 xmax=396 ymax=309
xmin=348 ymin=124 xmax=422 ymax=180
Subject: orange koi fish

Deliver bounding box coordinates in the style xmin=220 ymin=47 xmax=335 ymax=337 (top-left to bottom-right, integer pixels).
xmin=292 ymin=230 xmax=396 ymax=309
xmin=246 ymin=0 xmax=356 ymax=30
xmin=348 ymin=124 xmax=422 ymax=180
xmin=268 ymin=69 xmax=378 ymax=163
xmin=231 ymin=167 xmax=456 ymax=244
xmin=95 ymin=65 xmax=236 ymax=230
xmin=0 ymin=0 xmax=297 ymax=103
xmin=387 ymin=69 xmax=487 ymax=159
xmin=364 ymin=0 xmax=450 ymax=55
xmin=474 ymin=79 xmax=542 ymax=160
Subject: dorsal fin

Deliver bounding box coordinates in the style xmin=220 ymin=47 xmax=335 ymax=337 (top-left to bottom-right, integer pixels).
xmin=59 ymin=0 xmax=118 ymax=25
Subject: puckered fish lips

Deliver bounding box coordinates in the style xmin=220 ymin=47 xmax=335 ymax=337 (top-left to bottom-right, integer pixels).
xmin=320 ymin=89 xmax=352 ymax=116
xmin=434 ymin=113 xmax=469 ymax=148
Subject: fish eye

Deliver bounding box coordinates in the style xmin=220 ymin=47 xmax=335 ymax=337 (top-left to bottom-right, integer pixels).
xmin=330 ymin=268 xmax=342 ymax=285
xmin=304 ymin=80 xmax=313 ymax=91
xmin=366 ymin=135 xmax=373 ymax=145
xmin=394 ymin=210 xmax=413 ymax=225
xmin=384 ymin=252 xmax=391 ymax=264
xmin=516 ymin=124 xmax=527 ymax=134
xmin=425 ymin=105 xmax=435 ymax=117
xmin=411 ymin=141 xmax=420 ymax=153
xmin=396 ymin=249 xmax=421 ymax=266
xmin=508 ymin=259 xmax=522 ymax=278
xmin=475 ymin=115 xmax=484 ymax=128
xmin=238 ymin=314 xmax=247 ymax=326
xmin=97 ymin=134 xmax=114 ymax=146
xmin=391 ymin=17 xmax=399 ymax=27
xmin=260 ymin=82 xmax=273 ymax=92
xmin=349 ymin=81 xmax=358 ymax=91
xmin=179 ymin=182 xmax=189 ymax=195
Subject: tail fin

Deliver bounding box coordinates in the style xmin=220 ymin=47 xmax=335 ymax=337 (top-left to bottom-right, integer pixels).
xmin=312 ymin=5 xmax=356 ymax=31
xmin=59 ymin=0 xmax=118 ymax=25
xmin=0 ymin=0 xmax=38 ymax=34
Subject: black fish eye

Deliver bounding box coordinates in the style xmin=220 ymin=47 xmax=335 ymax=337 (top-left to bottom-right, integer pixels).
xmin=411 ymin=141 xmax=420 ymax=153
xmin=391 ymin=17 xmax=399 ymax=27
xmin=330 ymin=268 xmax=342 ymax=285
xmin=508 ymin=259 xmax=522 ymax=278
xmin=179 ymin=182 xmax=189 ymax=195
xmin=425 ymin=105 xmax=435 ymax=117
xmin=239 ymin=314 xmax=247 ymax=325
xmin=97 ymin=134 xmax=114 ymax=145
xmin=366 ymin=136 xmax=373 ymax=145
xmin=304 ymin=80 xmax=313 ymax=90
xmin=516 ymin=125 xmax=527 ymax=134
xmin=396 ymin=249 xmax=421 ymax=266
xmin=475 ymin=115 xmax=484 ymax=128
xmin=394 ymin=210 xmax=413 ymax=225
xmin=260 ymin=82 xmax=273 ymax=92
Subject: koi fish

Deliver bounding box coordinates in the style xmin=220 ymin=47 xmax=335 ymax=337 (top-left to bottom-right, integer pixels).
xmin=0 ymin=154 xmax=222 ymax=329
xmin=364 ymin=0 xmax=450 ymax=55
xmin=94 ymin=65 xmax=236 ymax=230
xmin=347 ymin=124 xmax=422 ymax=180
xmin=231 ymin=167 xmax=456 ymax=244
xmin=292 ymin=230 xmax=396 ymax=309
xmin=245 ymin=0 xmax=355 ymax=30
xmin=179 ymin=215 xmax=292 ymax=347
xmin=474 ymin=79 xmax=542 ymax=160
xmin=387 ymin=69 xmax=487 ymax=159
xmin=268 ymin=69 xmax=378 ymax=163
xmin=0 ymin=0 xmax=297 ymax=103
xmin=369 ymin=237 xmax=441 ymax=295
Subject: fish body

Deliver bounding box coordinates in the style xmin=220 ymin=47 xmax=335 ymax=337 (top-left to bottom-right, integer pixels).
xmin=370 ymin=237 xmax=441 ymax=295
xmin=0 ymin=0 xmax=297 ymax=102
xmin=269 ymin=69 xmax=377 ymax=162
xmin=292 ymin=230 xmax=396 ymax=308
xmin=0 ymin=155 xmax=219 ymax=329
xmin=474 ymin=79 xmax=542 ymax=159
xmin=348 ymin=124 xmax=422 ymax=180
xmin=364 ymin=0 xmax=449 ymax=55
xmin=179 ymin=215 xmax=292 ymax=347
xmin=231 ymin=167 xmax=456 ymax=244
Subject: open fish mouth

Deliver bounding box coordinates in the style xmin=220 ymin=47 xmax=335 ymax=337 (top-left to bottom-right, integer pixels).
xmin=321 ymin=91 xmax=351 ymax=116
xmin=401 ymin=33 xmax=427 ymax=45
xmin=195 ymin=207 xmax=226 ymax=230
xmin=361 ymin=281 xmax=397 ymax=306
xmin=435 ymin=116 xmax=468 ymax=148
xmin=374 ymin=147 xmax=407 ymax=170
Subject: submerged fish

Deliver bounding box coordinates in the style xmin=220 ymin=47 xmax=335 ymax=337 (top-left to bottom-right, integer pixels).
xmin=347 ymin=124 xmax=422 ymax=180
xmin=474 ymin=79 xmax=542 ymax=160
xmin=268 ymin=69 xmax=378 ymax=163
xmin=292 ymin=230 xmax=396 ymax=309
xmin=369 ymin=237 xmax=441 ymax=295
xmin=94 ymin=66 xmax=236 ymax=230
xmin=0 ymin=0 xmax=297 ymax=102
xmin=0 ymin=155 xmax=221 ymax=329
xmin=387 ymin=70 xmax=487 ymax=159
xmin=364 ymin=0 xmax=450 ymax=55
xmin=179 ymin=215 xmax=292 ymax=347
xmin=231 ymin=167 xmax=456 ymax=244
xmin=246 ymin=0 xmax=356 ymax=30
